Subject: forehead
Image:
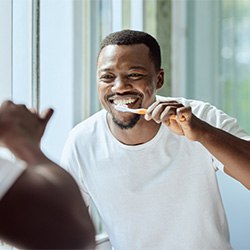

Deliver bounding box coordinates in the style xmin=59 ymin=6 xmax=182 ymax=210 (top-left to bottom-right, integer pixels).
xmin=97 ymin=44 xmax=152 ymax=70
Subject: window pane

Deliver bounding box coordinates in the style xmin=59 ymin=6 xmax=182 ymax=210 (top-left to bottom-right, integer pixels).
xmin=221 ymin=0 xmax=250 ymax=133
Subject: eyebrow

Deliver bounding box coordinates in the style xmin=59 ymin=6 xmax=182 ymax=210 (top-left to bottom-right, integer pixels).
xmin=128 ymin=66 xmax=147 ymax=71
xmin=98 ymin=68 xmax=112 ymax=73
xmin=98 ymin=66 xmax=147 ymax=73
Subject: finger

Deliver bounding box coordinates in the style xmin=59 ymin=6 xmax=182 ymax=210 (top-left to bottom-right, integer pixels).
xmin=145 ymin=101 xmax=161 ymax=120
xmin=146 ymin=101 xmax=161 ymax=114
xmin=145 ymin=101 xmax=183 ymax=121
xmin=145 ymin=101 xmax=178 ymax=120
xmin=151 ymin=104 xmax=168 ymax=123
xmin=160 ymin=106 xmax=178 ymax=122
xmin=40 ymin=108 xmax=54 ymax=126
xmin=17 ymin=104 xmax=29 ymax=109
xmin=176 ymin=106 xmax=192 ymax=121
xmin=146 ymin=101 xmax=180 ymax=114
xmin=153 ymin=103 xmax=183 ymax=123
xmin=1 ymin=100 xmax=14 ymax=108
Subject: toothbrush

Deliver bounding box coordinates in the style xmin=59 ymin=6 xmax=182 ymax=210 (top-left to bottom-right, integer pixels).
xmin=114 ymin=104 xmax=186 ymax=121
xmin=115 ymin=105 xmax=147 ymax=115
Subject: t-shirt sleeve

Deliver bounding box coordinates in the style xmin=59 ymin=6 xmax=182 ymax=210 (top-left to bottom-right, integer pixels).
xmin=60 ymin=136 xmax=91 ymax=206
xmin=0 ymin=157 xmax=26 ymax=200
xmin=191 ymin=100 xmax=250 ymax=171
xmin=157 ymin=96 xmax=250 ymax=172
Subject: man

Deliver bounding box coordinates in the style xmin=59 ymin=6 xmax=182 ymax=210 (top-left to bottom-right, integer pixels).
xmin=0 ymin=100 xmax=95 ymax=249
xmin=61 ymin=30 xmax=250 ymax=249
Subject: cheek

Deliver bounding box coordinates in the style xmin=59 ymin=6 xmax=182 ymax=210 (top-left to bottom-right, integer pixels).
xmin=146 ymin=84 xmax=155 ymax=93
xmin=143 ymin=83 xmax=156 ymax=98
xmin=98 ymin=83 xmax=111 ymax=108
xmin=140 ymin=81 xmax=157 ymax=106
xmin=98 ymin=82 xmax=107 ymax=98
xmin=140 ymin=76 xmax=157 ymax=95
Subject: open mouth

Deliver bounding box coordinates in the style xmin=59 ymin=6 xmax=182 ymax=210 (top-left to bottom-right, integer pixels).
xmin=113 ymin=98 xmax=137 ymax=106
xmin=108 ymin=95 xmax=141 ymax=109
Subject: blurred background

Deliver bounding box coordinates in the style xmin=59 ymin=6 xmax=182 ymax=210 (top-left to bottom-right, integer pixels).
xmin=0 ymin=0 xmax=249 ymax=249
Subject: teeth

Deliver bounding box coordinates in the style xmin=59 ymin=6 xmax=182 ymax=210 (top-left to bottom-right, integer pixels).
xmin=113 ymin=98 xmax=136 ymax=105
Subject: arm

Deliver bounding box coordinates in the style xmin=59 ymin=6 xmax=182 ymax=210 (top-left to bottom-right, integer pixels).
xmin=145 ymin=101 xmax=250 ymax=190
xmin=0 ymin=101 xmax=95 ymax=249
xmin=194 ymin=119 xmax=250 ymax=189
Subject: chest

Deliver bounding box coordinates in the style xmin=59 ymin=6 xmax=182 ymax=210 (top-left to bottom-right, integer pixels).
xmin=82 ymin=138 xmax=214 ymax=207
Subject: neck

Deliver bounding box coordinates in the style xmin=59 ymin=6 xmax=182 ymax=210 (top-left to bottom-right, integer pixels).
xmin=107 ymin=113 xmax=161 ymax=145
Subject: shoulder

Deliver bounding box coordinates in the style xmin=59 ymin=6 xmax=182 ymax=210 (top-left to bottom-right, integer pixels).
xmin=63 ymin=110 xmax=107 ymax=154
xmin=68 ymin=109 xmax=107 ymax=142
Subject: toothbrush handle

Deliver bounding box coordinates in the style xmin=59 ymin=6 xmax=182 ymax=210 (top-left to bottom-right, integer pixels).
xmin=136 ymin=109 xmax=185 ymax=122
xmin=135 ymin=109 xmax=147 ymax=115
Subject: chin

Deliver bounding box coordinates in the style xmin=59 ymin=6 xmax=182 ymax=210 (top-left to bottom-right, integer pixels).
xmin=112 ymin=114 xmax=140 ymax=130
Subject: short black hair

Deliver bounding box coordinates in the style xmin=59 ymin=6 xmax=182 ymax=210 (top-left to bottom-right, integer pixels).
xmin=99 ymin=30 xmax=161 ymax=71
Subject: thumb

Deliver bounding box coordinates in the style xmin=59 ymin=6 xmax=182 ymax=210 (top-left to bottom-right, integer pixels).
xmin=40 ymin=108 xmax=54 ymax=127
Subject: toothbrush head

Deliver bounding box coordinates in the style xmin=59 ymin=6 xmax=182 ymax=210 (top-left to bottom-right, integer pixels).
xmin=114 ymin=105 xmax=129 ymax=113
xmin=114 ymin=105 xmax=147 ymax=115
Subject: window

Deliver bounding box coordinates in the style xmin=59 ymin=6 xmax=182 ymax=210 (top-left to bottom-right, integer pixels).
xmin=176 ymin=1 xmax=250 ymax=249
xmin=0 ymin=0 xmax=32 ymax=105
xmin=219 ymin=1 xmax=250 ymax=248
xmin=220 ymin=0 xmax=250 ymax=133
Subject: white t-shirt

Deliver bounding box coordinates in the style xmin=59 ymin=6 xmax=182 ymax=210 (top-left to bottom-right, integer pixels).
xmin=0 ymin=157 xmax=26 ymax=200
xmin=61 ymin=97 xmax=250 ymax=250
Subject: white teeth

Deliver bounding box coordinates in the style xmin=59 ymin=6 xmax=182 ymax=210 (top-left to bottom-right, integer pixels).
xmin=113 ymin=98 xmax=136 ymax=105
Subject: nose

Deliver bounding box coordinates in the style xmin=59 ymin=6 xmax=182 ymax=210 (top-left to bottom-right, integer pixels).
xmin=111 ymin=77 xmax=132 ymax=93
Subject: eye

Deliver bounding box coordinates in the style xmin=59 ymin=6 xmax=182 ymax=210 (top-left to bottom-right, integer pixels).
xmin=128 ymin=73 xmax=144 ymax=79
xmin=99 ymin=74 xmax=115 ymax=83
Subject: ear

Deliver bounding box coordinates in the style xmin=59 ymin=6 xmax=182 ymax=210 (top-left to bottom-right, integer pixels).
xmin=156 ymin=69 xmax=164 ymax=90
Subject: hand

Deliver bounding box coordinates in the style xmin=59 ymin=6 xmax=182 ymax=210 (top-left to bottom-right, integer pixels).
xmin=0 ymin=100 xmax=53 ymax=161
xmin=144 ymin=100 xmax=207 ymax=141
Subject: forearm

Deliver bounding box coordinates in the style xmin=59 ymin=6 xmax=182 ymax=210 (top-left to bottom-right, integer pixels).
xmin=198 ymin=123 xmax=250 ymax=189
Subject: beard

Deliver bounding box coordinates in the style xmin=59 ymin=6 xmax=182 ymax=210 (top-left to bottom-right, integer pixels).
xmin=112 ymin=113 xmax=141 ymax=129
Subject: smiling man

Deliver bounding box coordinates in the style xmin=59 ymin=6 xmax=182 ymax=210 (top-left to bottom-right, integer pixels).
xmin=97 ymin=40 xmax=164 ymax=143
xmin=61 ymin=30 xmax=250 ymax=249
